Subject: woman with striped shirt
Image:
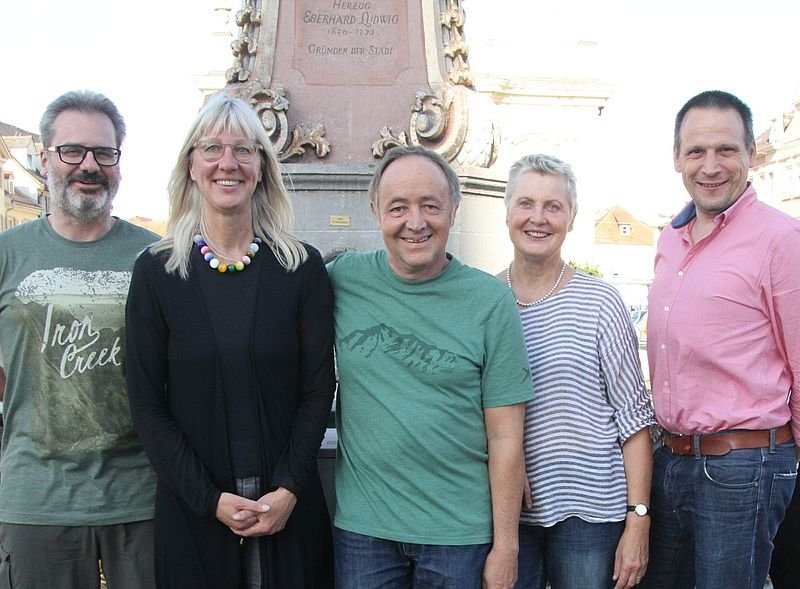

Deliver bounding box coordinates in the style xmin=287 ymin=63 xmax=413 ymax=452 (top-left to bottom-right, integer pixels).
xmin=497 ymin=154 xmax=655 ymax=589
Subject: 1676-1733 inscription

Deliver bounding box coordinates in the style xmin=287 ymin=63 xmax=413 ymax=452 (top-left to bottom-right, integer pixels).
xmin=294 ymin=0 xmax=409 ymax=85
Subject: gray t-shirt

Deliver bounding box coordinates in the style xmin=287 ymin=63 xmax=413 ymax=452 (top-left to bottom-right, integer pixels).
xmin=0 ymin=217 xmax=158 ymax=525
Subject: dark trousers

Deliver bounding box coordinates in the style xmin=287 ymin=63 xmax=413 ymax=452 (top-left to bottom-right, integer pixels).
xmin=0 ymin=521 xmax=155 ymax=589
xmin=770 ymin=475 xmax=800 ymax=588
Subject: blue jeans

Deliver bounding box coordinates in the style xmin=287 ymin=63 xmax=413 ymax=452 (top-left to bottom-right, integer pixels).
xmin=641 ymin=442 xmax=797 ymax=589
xmin=334 ymin=527 xmax=491 ymax=589
xmin=515 ymin=517 xmax=624 ymax=589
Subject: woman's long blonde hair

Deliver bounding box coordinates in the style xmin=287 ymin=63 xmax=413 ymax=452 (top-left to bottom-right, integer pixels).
xmin=150 ymin=92 xmax=307 ymax=279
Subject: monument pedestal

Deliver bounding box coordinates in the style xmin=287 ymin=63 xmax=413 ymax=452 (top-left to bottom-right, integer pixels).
xmin=223 ymin=0 xmax=509 ymax=271
xmin=284 ymin=164 xmax=511 ymax=271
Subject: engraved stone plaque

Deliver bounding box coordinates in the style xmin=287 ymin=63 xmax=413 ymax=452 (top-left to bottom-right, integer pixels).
xmin=293 ymin=0 xmax=409 ymax=86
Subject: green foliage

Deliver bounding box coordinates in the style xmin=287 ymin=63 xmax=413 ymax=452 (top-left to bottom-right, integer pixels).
xmin=568 ymin=260 xmax=602 ymax=277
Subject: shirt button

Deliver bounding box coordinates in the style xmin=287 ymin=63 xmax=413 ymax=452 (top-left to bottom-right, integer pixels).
xmin=678 ymin=271 xmax=684 ymax=277
xmin=663 ymin=381 xmax=669 ymax=386
xmin=660 ymin=344 xmax=666 ymax=350
xmin=664 ymin=305 xmax=670 ymax=311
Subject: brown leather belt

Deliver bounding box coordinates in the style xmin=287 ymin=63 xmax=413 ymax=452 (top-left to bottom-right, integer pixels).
xmin=663 ymin=424 xmax=793 ymax=457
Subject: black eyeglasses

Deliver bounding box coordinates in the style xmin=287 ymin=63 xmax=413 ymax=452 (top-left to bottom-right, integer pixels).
xmin=193 ymin=140 xmax=260 ymax=163
xmin=46 ymin=145 xmax=121 ymax=167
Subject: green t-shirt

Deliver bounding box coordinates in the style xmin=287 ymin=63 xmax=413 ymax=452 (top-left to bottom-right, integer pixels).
xmin=0 ymin=217 xmax=158 ymax=525
xmin=328 ymin=251 xmax=533 ymax=544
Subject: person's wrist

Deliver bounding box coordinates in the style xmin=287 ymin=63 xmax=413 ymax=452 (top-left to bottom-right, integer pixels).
xmin=627 ymin=503 xmax=650 ymax=517
xmin=488 ymin=540 xmax=518 ymax=556
xmin=625 ymin=511 xmax=651 ymax=526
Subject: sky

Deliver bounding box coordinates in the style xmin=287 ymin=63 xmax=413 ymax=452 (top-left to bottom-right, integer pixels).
xmin=0 ymin=0 xmax=217 ymax=219
xmin=464 ymin=0 xmax=800 ymax=221
xmin=2 ymin=0 xmax=799 ymax=223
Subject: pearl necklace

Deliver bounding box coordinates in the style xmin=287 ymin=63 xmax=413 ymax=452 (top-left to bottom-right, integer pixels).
xmin=193 ymin=234 xmax=261 ymax=273
xmin=506 ymin=261 xmax=567 ymax=307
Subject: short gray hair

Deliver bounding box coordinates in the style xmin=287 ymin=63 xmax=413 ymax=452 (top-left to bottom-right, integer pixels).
xmin=368 ymin=146 xmax=461 ymax=209
xmin=505 ymin=153 xmax=577 ymax=215
xmin=40 ymin=90 xmax=126 ymax=148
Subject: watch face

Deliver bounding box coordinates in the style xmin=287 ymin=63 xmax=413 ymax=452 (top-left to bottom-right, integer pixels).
xmin=634 ymin=504 xmax=648 ymax=516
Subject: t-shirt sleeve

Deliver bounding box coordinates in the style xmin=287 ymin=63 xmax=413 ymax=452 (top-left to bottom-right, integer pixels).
xmin=597 ymin=286 xmax=655 ymax=443
xmin=481 ymin=289 xmax=534 ymax=408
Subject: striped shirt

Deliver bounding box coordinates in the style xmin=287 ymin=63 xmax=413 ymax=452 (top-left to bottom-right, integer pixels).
xmin=518 ymin=271 xmax=654 ymax=526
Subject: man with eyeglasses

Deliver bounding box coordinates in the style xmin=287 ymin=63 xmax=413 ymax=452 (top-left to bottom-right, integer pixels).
xmin=0 ymin=90 xmax=157 ymax=588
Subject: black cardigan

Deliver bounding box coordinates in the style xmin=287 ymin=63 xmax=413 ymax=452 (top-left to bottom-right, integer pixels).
xmin=125 ymin=244 xmax=334 ymax=588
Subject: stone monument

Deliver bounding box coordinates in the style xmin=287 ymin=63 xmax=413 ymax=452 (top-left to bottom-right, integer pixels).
xmin=222 ymin=0 xmax=508 ymax=270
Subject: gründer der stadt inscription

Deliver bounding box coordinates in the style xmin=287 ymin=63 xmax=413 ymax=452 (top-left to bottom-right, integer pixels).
xmin=294 ymin=0 xmax=409 ymax=85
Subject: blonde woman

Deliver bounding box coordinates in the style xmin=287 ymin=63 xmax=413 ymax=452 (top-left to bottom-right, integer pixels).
xmin=125 ymin=94 xmax=335 ymax=588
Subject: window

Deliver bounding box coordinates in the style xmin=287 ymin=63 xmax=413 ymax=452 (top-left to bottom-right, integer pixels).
xmin=619 ymin=223 xmax=632 ymax=236
xmin=2 ymin=172 xmax=13 ymax=195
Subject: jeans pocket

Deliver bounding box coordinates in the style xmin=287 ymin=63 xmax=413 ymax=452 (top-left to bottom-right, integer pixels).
xmin=702 ymin=455 xmax=760 ymax=488
xmin=769 ymin=471 xmax=798 ymax=512
xmin=0 ymin=543 xmax=12 ymax=589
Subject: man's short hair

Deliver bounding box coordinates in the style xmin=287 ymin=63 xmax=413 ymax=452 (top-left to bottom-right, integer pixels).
xmin=674 ymin=90 xmax=754 ymax=151
xmin=368 ymin=146 xmax=462 ymax=209
xmin=40 ymin=90 xmax=126 ymax=148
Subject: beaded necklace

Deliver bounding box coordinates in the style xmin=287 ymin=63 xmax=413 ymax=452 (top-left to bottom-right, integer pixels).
xmin=506 ymin=260 xmax=567 ymax=307
xmin=193 ymin=234 xmax=261 ymax=273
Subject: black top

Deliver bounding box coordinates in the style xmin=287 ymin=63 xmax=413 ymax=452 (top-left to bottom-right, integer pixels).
xmin=125 ymin=243 xmax=335 ymax=589
xmin=196 ymin=250 xmax=260 ymax=477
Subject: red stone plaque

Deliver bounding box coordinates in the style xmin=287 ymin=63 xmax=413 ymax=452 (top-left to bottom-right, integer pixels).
xmin=293 ymin=0 xmax=410 ymax=86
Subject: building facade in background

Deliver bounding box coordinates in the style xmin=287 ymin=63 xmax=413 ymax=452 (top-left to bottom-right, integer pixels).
xmin=0 ymin=123 xmax=47 ymax=231
xmin=751 ymin=98 xmax=800 ymax=219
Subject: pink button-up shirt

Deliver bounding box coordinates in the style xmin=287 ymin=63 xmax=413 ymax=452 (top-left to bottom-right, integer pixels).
xmin=647 ymin=185 xmax=800 ymax=443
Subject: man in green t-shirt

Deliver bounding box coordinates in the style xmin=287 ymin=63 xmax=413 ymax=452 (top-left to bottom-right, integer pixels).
xmin=328 ymin=146 xmax=533 ymax=589
xmin=0 ymin=90 xmax=157 ymax=588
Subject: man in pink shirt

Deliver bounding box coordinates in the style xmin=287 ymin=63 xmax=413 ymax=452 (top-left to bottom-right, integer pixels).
xmin=642 ymin=90 xmax=799 ymax=589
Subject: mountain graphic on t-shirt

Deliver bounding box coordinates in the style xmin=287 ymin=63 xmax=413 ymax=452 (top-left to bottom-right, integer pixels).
xmin=13 ymin=267 xmax=134 ymax=456
xmin=342 ymin=323 xmax=456 ymax=374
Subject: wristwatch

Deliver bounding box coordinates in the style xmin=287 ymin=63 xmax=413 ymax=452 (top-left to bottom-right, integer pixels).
xmin=627 ymin=504 xmax=649 ymax=516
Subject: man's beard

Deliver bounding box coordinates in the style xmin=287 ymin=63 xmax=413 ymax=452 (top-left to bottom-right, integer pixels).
xmin=48 ymin=169 xmax=119 ymax=224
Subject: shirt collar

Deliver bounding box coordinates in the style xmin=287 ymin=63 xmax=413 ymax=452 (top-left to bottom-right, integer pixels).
xmin=670 ymin=182 xmax=756 ymax=229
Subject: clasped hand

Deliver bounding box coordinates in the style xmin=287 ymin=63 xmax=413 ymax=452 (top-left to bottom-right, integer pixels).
xmin=215 ymin=487 xmax=297 ymax=537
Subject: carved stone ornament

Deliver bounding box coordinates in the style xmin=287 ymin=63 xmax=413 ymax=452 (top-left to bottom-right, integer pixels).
xmin=283 ymin=124 xmax=331 ymax=161
xmin=226 ymin=0 xmax=261 ymax=83
xmin=440 ymin=0 xmax=474 ymax=88
xmin=410 ymin=91 xmax=451 ymax=143
xmin=228 ymin=82 xmax=331 ymax=162
xmin=371 ymin=89 xmax=459 ymax=158
xmin=371 ymin=86 xmax=498 ymax=167
xmin=370 ymin=1 xmax=495 ymax=164
xmin=371 ymin=127 xmax=409 ymax=158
